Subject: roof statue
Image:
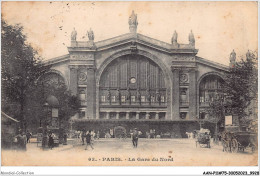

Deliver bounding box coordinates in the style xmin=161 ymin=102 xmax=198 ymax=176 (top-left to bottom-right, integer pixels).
xmin=246 ymin=50 xmax=251 ymax=60
xmin=230 ymin=49 xmax=236 ymax=61
xmin=129 ymin=10 xmax=138 ymax=33
xmin=171 ymin=30 xmax=178 ymax=44
xmin=229 ymin=49 xmax=236 ymax=67
xmin=87 ymin=28 xmax=94 ymax=41
xmin=189 ymin=30 xmax=195 ymax=46
xmin=71 ymin=27 xmax=77 ymax=41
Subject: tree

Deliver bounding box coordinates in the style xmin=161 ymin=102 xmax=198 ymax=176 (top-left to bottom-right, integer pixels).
xmin=206 ymin=92 xmax=225 ymax=143
xmin=38 ymin=72 xmax=80 ymax=131
xmin=1 ymin=19 xmax=50 ymax=131
xmin=2 ymin=20 xmax=80 ymax=134
xmin=223 ymin=50 xmax=258 ymax=128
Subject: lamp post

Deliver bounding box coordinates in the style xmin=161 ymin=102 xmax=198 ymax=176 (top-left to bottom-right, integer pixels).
xmin=42 ymin=102 xmax=49 ymax=149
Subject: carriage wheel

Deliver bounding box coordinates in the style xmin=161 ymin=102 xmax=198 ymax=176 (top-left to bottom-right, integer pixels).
xmin=222 ymin=140 xmax=228 ymax=152
xmin=231 ymin=139 xmax=238 ymax=153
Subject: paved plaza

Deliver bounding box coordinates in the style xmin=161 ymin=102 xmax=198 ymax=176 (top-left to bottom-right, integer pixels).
xmin=2 ymin=138 xmax=257 ymax=166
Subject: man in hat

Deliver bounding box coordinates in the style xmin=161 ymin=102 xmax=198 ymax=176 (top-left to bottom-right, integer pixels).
xmin=85 ymin=130 xmax=94 ymax=150
xmin=132 ymin=128 xmax=139 ymax=148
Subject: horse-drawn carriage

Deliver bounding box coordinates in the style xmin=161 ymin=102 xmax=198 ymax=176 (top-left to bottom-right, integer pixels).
xmin=221 ymin=126 xmax=257 ymax=153
xmin=195 ymin=129 xmax=211 ymax=148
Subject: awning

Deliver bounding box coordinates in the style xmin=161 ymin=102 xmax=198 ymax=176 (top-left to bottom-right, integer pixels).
xmin=1 ymin=111 xmax=19 ymax=123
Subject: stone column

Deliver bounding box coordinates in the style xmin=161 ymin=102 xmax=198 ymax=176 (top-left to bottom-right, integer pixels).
xmin=155 ymin=112 xmax=159 ymax=120
xmin=106 ymin=112 xmax=110 ymax=119
xmin=126 ymin=112 xmax=130 ymax=120
xmin=145 ymin=112 xmax=150 ymax=120
xmin=136 ymin=112 xmax=140 ymax=120
xmin=86 ymin=67 xmax=96 ymax=119
xmin=116 ymin=112 xmax=119 ymax=120
xmin=69 ymin=65 xmax=78 ymax=96
xmin=189 ymin=68 xmax=197 ymax=119
xmin=172 ymin=68 xmax=180 ymax=120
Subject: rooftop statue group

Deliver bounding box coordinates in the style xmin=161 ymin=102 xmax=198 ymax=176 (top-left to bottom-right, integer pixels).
xmin=71 ymin=28 xmax=94 ymax=41
xmin=71 ymin=11 xmax=196 ymax=47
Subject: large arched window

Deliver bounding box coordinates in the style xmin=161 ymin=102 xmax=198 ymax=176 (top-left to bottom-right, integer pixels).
xmin=199 ymin=74 xmax=224 ymax=120
xmin=99 ymin=54 xmax=167 ymax=107
xmin=199 ymin=75 xmax=224 ymax=105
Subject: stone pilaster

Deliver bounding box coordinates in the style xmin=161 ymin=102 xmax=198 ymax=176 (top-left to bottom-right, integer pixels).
xmin=126 ymin=112 xmax=130 ymax=119
xmin=189 ymin=68 xmax=197 ymax=119
xmin=155 ymin=112 xmax=159 ymax=120
xmin=106 ymin=112 xmax=110 ymax=119
xmin=116 ymin=112 xmax=119 ymax=119
xmin=145 ymin=112 xmax=150 ymax=120
xmin=69 ymin=65 xmax=78 ymax=96
xmin=86 ymin=66 xmax=96 ymax=119
xmin=172 ymin=68 xmax=180 ymax=120
xmin=136 ymin=112 xmax=140 ymax=120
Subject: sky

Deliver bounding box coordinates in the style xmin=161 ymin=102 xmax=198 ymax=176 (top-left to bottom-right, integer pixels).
xmin=2 ymin=1 xmax=258 ymax=66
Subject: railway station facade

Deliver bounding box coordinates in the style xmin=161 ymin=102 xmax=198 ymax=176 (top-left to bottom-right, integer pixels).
xmin=44 ymin=11 xmax=229 ymax=138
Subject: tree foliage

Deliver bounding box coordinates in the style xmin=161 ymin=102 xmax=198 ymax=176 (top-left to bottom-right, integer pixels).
xmin=1 ymin=20 xmax=80 ymax=132
xmin=1 ymin=19 xmax=50 ymax=129
xmin=223 ymin=51 xmax=258 ymax=124
xmin=36 ymin=72 xmax=80 ymax=132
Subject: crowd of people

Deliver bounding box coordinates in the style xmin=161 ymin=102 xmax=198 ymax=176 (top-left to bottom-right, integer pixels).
xmin=78 ymin=128 xmax=141 ymax=149
xmin=79 ymin=130 xmax=96 ymax=150
xmin=11 ymin=128 xmax=142 ymax=151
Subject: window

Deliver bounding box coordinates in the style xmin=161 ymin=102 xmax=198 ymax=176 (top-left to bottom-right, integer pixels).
xmin=151 ymin=96 xmax=155 ymax=102
xmin=161 ymin=96 xmax=165 ymax=103
xmin=180 ymin=112 xmax=187 ymax=119
xmin=111 ymin=96 xmax=116 ymax=102
xmin=101 ymin=96 xmax=106 ymax=102
xmin=121 ymin=96 xmax=126 ymax=102
xmin=141 ymin=96 xmax=146 ymax=102
xmin=131 ymin=96 xmax=136 ymax=102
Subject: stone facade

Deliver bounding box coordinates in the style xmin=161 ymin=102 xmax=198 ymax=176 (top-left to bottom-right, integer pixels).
xmin=46 ymin=12 xmax=229 ymax=138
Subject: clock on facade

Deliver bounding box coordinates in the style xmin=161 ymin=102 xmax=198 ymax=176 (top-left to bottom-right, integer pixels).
xmin=130 ymin=77 xmax=136 ymax=84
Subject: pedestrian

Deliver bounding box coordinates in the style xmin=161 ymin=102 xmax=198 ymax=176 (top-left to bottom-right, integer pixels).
xmin=132 ymin=128 xmax=139 ymax=148
xmin=85 ymin=130 xmax=94 ymax=150
xmin=48 ymin=132 xmax=54 ymax=149
xmin=92 ymin=131 xmax=96 ymax=140
xmin=63 ymin=133 xmax=67 ymax=145
xmin=16 ymin=132 xmax=26 ymax=151
xmin=81 ymin=130 xmax=85 ymax=145
xmin=96 ymin=131 xmax=100 ymax=140
xmin=91 ymin=131 xmax=95 ymax=146
xmin=26 ymin=131 xmax=32 ymax=143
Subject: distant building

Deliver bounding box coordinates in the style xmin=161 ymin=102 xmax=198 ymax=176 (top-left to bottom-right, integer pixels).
xmin=44 ymin=11 xmax=229 ymax=137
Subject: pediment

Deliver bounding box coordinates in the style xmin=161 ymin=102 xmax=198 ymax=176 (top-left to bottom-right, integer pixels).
xmin=68 ymin=33 xmax=198 ymax=55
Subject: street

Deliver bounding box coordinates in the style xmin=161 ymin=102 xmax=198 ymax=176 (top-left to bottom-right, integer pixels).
xmin=1 ymin=138 xmax=257 ymax=166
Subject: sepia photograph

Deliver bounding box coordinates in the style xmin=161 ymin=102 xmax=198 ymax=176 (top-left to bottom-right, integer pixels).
xmin=1 ymin=1 xmax=259 ymax=174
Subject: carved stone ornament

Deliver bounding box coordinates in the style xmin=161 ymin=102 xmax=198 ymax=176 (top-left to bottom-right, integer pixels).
xmin=180 ymin=74 xmax=188 ymax=83
xmin=78 ymin=72 xmax=87 ymax=81
xmin=172 ymin=56 xmax=195 ymax=61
